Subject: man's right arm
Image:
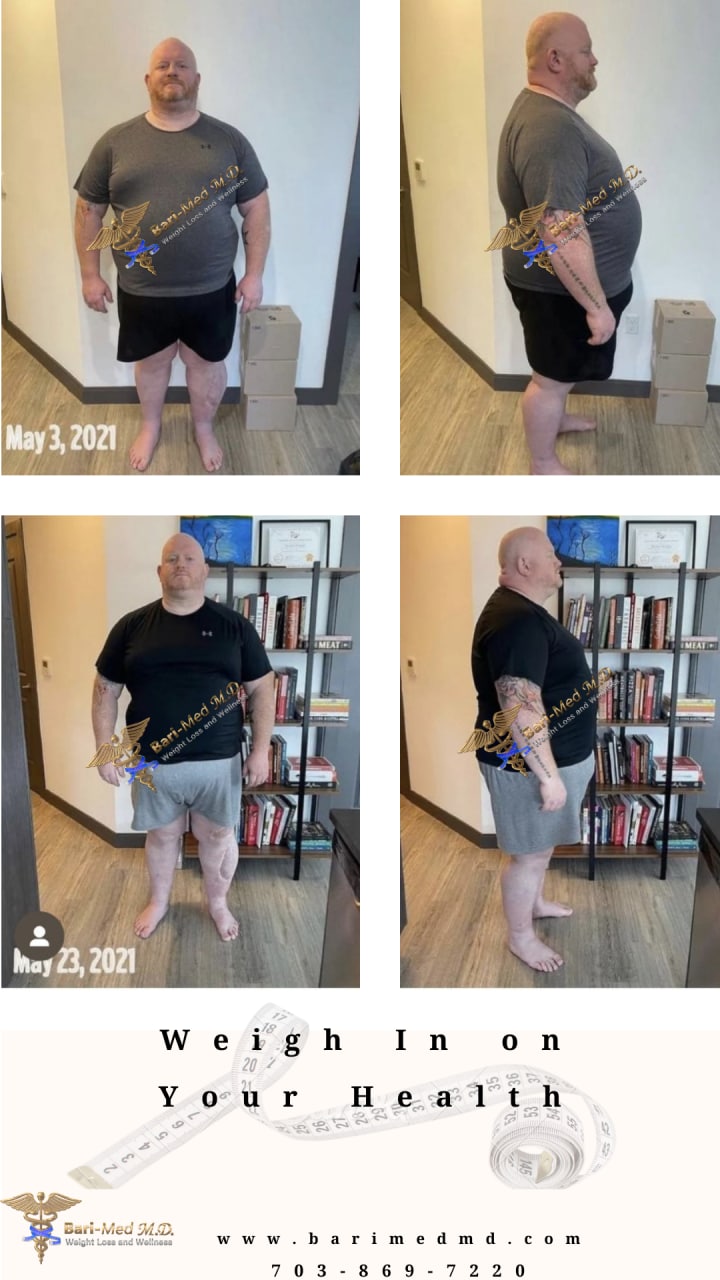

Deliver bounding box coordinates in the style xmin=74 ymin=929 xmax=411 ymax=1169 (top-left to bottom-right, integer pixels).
xmin=74 ymin=197 xmax=114 ymax=313
xmin=538 ymin=206 xmax=616 ymax=346
xmin=495 ymin=674 xmax=567 ymax=812
xmin=92 ymin=672 xmax=124 ymax=786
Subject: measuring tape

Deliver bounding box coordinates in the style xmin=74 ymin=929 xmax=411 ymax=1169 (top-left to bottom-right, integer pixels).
xmin=69 ymin=1005 xmax=614 ymax=1193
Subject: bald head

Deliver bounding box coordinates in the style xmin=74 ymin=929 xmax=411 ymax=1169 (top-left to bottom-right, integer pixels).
xmin=525 ymin=11 xmax=597 ymax=106
xmin=148 ymin=38 xmax=197 ymax=75
xmin=158 ymin=534 xmax=208 ymax=608
xmin=498 ymin=527 xmax=562 ymax=604
xmin=145 ymin=38 xmax=200 ymax=115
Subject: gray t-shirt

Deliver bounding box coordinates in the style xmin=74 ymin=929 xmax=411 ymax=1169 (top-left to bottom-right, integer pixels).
xmin=497 ymin=89 xmax=642 ymax=297
xmin=74 ymin=113 xmax=268 ymax=296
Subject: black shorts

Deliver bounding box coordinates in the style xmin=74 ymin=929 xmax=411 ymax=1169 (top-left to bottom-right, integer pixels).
xmin=116 ymin=272 xmax=237 ymax=363
xmin=505 ymin=276 xmax=633 ymax=383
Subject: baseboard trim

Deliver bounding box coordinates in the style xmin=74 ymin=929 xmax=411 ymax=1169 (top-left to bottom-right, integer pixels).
xmin=2 ymin=317 xmax=334 ymax=407
xmin=38 ymin=788 xmax=143 ymax=848
xmin=406 ymin=789 xmax=498 ymax=849
xmin=418 ymin=303 xmax=720 ymax=401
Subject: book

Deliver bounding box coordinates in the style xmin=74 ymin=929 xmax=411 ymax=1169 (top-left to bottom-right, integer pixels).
xmin=285 ymin=821 xmax=333 ymax=850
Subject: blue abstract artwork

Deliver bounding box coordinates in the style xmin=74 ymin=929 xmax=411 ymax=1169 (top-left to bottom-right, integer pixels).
xmin=547 ymin=516 xmax=619 ymax=567
xmin=180 ymin=516 xmax=253 ymax=564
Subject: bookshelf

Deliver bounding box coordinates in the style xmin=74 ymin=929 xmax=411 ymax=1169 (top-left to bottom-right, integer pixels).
xmin=556 ymin=563 xmax=720 ymax=879
xmin=183 ymin=559 xmax=359 ymax=879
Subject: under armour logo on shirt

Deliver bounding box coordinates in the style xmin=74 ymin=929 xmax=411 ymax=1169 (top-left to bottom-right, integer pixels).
xmin=201 ymin=630 xmax=213 ymax=637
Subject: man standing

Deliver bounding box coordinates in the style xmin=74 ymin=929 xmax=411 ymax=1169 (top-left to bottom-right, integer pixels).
xmin=496 ymin=12 xmax=641 ymax=474
xmin=74 ymin=38 xmax=271 ymax=473
xmin=471 ymin=527 xmax=596 ymax=973
xmin=92 ymin=533 xmax=275 ymax=941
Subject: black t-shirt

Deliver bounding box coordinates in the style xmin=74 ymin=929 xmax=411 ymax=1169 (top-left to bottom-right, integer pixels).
xmin=471 ymin=586 xmax=595 ymax=768
xmin=96 ymin=599 xmax=272 ymax=762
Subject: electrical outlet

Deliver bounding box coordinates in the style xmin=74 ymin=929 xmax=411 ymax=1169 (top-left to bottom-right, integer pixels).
xmin=625 ymin=314 xmax=639 ymax=335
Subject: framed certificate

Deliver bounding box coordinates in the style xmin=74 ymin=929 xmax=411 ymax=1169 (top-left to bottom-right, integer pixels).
xmin=259 ymin=519 xmax=330 ymax=568
xmin=625 ymin=521 xmax=696 ymax=569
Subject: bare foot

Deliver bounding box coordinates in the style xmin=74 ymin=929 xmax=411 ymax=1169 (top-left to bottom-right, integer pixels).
xmin=558 ymin=413 xmax=597 ymax=433
xmin=134 ymin=902 xmax=168 ymax=938
xmin=129 ymin=424 xmax=161 ymax=471
xmin=533 ymin=899 xmax=573 ymax=919
xmin=208 ymin=904 xmax=239 ymax=941
xmin=508 ymin=932 xmax=564 ymax=972
xmin=195 ymin=428 xmax=223 ymax=472
xmin=530 ymin=460 xmax=574 ymax=475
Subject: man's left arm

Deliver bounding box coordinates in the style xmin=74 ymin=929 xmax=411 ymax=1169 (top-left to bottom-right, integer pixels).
xmin=242 ymin=669 xmax=276 ymax=786
xmin=235 ymin=190 xmax=271 ymax=313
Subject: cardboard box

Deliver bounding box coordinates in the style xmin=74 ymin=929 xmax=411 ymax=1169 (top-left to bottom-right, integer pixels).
xmin=242 ymin=306 xmax=301 ymax=361
xmin=649 ymin=386 xmax=708 ymax=427
xmin=241 ymin=358 xmax=297 ymax=396
xmin=653 ymin=300 xmax=716 ymax=356
xmin=651 ymin=348 xmax=710 ymax=392
xmin=241 ymin=393 xmax=297 ymax=432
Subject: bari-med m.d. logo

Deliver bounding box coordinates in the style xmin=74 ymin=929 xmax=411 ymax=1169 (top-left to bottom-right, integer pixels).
xmin=2 ymin=1191 xmax=81 ymax=1266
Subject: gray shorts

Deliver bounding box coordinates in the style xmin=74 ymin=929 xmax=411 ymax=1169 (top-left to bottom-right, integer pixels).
xmin=480 ymin=753 xmax=595 ymax=854
xmin=131 ymin=753 xmax=242 ymax=832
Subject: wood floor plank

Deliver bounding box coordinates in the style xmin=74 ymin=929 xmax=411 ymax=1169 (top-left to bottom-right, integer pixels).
xmin=1 ymin=309 xmax=359 ymax=476
xmin=10 ymin=795 xmax=330 ymax=988
xmin=401 ymin=300 xmax=720 ymax=475
xmin=400 ymin=797 xmax=695 ymax=988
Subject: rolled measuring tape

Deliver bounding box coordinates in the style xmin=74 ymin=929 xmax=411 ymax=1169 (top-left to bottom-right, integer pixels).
xmin=69 ymin=1005 xmax=614 ymax=1193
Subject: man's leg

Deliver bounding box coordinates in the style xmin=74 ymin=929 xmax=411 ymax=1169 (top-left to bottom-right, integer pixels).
xmin=179 ymin=341 xmax=227 ymax=472
xmin=134 ymin=813 xmax=186 ymax=939
xmin=190 ymin=811 xmax=239 ymax=940
xmin=521 ymin=372 xmax=577 ymax=475
xmin=131 ymin=341 xmax=178 ymax=472
xmin=501 ymin=849 xmax=565 ymax=972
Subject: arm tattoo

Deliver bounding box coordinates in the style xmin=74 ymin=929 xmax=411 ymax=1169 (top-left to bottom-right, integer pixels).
xmin=495 ymin=674 xmax=544 ymax=716
xmin=534 ymin=214 xmax=603 ymax=310
xmin=496 ymin=675 xmax=553 ymax=778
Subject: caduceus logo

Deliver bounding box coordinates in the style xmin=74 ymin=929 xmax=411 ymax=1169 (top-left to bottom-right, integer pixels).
xmin=86 ymin=717 xmax=158 ymax=790
xmin=85 ymin=200 xmax=160 ymax=275
xmin=2 ymin=1191 xmax=81 ymax=1266
xmin=485 ymin=200 xmax=559 ymax=274
xmin=458 ymin=703 xmax=532 ymax=773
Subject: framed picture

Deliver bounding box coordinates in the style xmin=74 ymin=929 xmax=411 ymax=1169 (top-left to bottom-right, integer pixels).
xmin=179 ymin=516 xmax=253 ymax=565
xmin=259 ymin=519 xmax=330 ymax=568
xmin=546 ymin=516 xmax=619 ymax=567
xmin=625 ymin=520 xmax=696 ymax=569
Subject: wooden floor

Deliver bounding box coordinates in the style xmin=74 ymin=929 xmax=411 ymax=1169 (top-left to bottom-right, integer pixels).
xmin=400 ymin=797 xmax=696 ymax=988
xmin=401 ymin=299 xmax=720 ymax=475
xmin=9 ymin=795 xmax=330 ymax=988
xmin=1 ymin=307 xmax=359 ymax=476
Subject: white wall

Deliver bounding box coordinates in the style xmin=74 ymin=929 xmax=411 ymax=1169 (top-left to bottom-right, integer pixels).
xmin=22 ymin=516 xmax=113 ymax=829
xmin=402 ymin=514 xmax=711 ymax=837
xmin=402 ymin=0 xmax=720 ymax=385
xmin=2 ymin=0 xmax=359 ymax=389
xmin=400 ymin=516 xmax=480 ymax=828
xmin=23 ymin=515 xmax=347 ymax=835
xmin=400 ymin=0 xmax=495 ymax=367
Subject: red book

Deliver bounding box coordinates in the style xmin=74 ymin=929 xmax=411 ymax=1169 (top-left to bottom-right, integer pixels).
xmin=283 ymin=598 xmax=302 ymax=649
xmin=245 ymin=800 xmax=259 ymax=846
xmin=652 ymin=600 xmax=667 ymax=650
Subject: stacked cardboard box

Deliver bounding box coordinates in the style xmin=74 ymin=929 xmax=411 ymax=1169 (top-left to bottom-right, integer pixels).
xmin=649 ymin=300 xmax=715 ymax=426
xmin=240 ymin=306 xmax=301 ymax=431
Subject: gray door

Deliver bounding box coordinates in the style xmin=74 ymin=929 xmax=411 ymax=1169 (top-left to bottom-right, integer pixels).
xmin=5 ymin=518 xmax=45 ymax=792
xmin=400 ymin=103 xmax=422 ymax=309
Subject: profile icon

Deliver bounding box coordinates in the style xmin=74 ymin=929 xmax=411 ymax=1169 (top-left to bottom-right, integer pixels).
xmin=14 ymin=912 xmax=64 ymax=960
